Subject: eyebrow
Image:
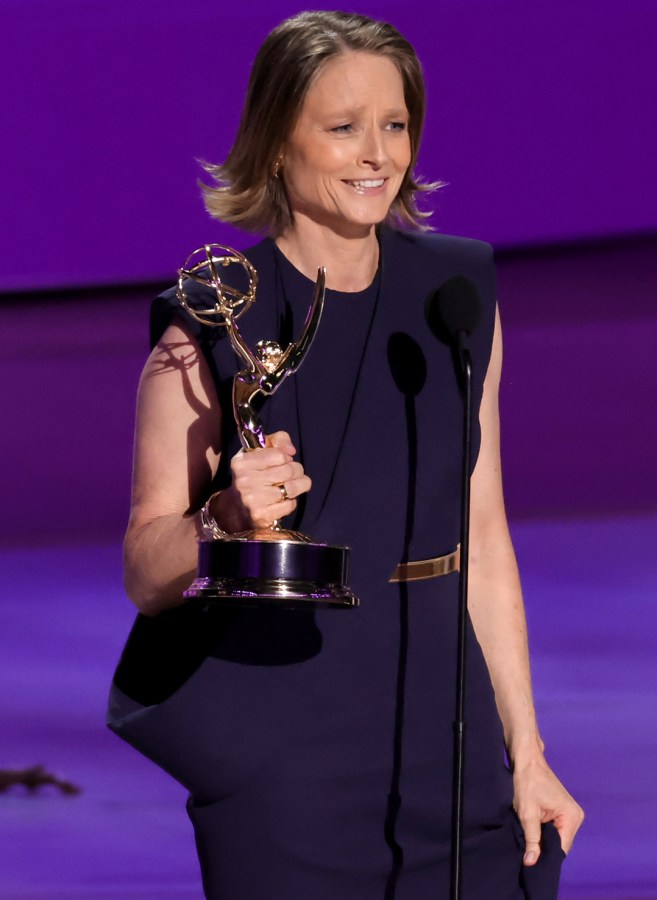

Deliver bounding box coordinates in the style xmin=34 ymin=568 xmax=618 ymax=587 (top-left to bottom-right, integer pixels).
xmin=324 ymin=106 xmax=409 ymax=119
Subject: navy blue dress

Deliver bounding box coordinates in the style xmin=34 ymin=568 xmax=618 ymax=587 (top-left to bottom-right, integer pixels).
xmin=109 ymin=228 xmax=564 ymax=898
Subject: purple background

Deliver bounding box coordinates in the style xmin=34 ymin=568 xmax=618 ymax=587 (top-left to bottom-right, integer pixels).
xmin=2 ymin=2 xmax=657 ymax=897
xmin=2 ymin=0 xmax=656 ymax=290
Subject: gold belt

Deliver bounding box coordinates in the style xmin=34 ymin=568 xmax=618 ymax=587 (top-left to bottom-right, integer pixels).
xmin=389 ymin=546 xmax=460 ymax=583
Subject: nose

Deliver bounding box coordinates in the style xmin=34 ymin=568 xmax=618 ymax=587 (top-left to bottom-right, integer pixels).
xmin=358 ymin=126 xmax=386 ymax=169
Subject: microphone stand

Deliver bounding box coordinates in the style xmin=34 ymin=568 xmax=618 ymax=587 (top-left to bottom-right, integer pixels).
xmin=450 ymin=332 xmax=473 ymax=900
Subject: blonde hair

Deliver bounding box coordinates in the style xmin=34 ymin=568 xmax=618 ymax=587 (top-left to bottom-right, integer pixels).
xmin=201 ymin=11 xmax=437 ymax=235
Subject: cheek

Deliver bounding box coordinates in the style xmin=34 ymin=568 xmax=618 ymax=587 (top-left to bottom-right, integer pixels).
xmin=283 ymin=160 xmax=316 ymax=202
xmin=287 ymin=145 xmax=344 ymax=189
xmin=397 ymin=137 xmax=412 ymax=171
xmin=284 ymin=166 xmax=339 ymax=212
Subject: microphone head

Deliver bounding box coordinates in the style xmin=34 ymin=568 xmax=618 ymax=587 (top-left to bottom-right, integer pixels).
xmin=425 ymin=276 xmax=482 ymax=344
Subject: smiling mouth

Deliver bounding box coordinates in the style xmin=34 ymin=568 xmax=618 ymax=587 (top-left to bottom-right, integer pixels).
xmin=343 ymin=178 xmax=387 ymax=194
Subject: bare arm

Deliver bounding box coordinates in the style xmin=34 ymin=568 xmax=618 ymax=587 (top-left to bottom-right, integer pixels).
xmin=123 ymin=320 xmax=227 ymax=614
xmin=123 ymin=319 xmax=310 ymax=616
xmin=468 ymin=307 xmax=584 ymax=862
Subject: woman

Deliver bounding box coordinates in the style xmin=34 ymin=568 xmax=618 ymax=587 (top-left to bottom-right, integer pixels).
xmin=109 ymin=11 xmax=583 ymax=898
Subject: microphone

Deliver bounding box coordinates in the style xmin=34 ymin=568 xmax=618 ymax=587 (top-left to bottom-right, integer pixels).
xmin=425 ymin=274 xmax=482 ymax=900
xmin=425 ymin=276 xmax=482 ymax=348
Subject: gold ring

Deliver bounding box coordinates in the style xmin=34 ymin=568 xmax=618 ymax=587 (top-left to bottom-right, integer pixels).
xmin=278 ymin=483 xmax=289 ymax=502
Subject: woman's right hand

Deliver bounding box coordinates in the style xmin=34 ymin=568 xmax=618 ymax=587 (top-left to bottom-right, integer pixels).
xmin=228 ymin=431 xmax=312 ymax=529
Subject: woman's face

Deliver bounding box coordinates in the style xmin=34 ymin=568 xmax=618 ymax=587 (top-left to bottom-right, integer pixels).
xmin=281 ymin=51 xmax=412 ymax=236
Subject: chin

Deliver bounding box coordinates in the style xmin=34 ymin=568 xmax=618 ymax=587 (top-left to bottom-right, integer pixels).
xmin=348 ymin=213 xmax=390 ymax=231
xmin=339 ymin=203 xmax=393 ymax=230
xmin=354 ymin=198 xmax=396 ymax=221
xmin=330 ymin=218 xmax=385 ymax=238
xmin=300 ymin=202 xmax=392 ymax=236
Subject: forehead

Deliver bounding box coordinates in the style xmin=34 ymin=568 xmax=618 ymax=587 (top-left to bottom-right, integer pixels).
xmin=302 ymin=51 xmax=406 ymax=110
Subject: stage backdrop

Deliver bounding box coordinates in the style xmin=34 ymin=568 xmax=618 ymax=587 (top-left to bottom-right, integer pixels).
xmin=2 ymin=0 xmax=656 ymax=291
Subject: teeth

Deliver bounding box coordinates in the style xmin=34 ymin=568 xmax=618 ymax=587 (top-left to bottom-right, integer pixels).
xmin=349 ymin=179 xmax=384 ymax=189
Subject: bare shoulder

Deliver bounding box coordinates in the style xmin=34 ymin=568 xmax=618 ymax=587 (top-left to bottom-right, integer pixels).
xmin=470 ymin=307 xmax=507 ymax=537
xmin=130 ymin=319 xmax=222 ymax=524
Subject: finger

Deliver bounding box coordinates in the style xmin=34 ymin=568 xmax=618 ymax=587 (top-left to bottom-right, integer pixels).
xmin=271 ymin=475 xmax=312 ymax=503
xmin=266 ymin=461 xmax=307 ymax=487
xmin=239 ymin=477 xmax=305 ymax=521
xmin=232 ymin=446 xmax=292 ymax=474
xmin=518 ymin=814 xmax=542 ymax=866
xmin=266 ymin=460 xmax=305 ymax=483
xmin=553 ymin=804 xmax=585 ymax=855
xmin=235 ymin=462 xmax=303 ymax=497
xmin=232 ymin=467 xmax=305 ymax=514
xmin=244 ymin=485 xmax=296 ymax=521
xmin=251 ymin=498 xmax=297 ymax=528
xmin=266 ymin=431 xmax=296 ymax=454
xmin=523 ymin=837 xmax=541 ymax=866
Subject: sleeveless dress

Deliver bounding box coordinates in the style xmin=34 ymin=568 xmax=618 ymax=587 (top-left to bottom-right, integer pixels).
xmin=108 ymin=228 xmax=564 ymax=898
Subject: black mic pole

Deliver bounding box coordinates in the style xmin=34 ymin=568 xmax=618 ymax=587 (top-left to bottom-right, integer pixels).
xmin=450 ymin=332 xmax=473 ymax=900
xmin=425 ymin=276 xmax=482 ymax=900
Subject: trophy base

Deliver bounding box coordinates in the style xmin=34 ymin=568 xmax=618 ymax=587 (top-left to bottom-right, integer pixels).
xmin=184 ymin=539 xmax=359 ymax=609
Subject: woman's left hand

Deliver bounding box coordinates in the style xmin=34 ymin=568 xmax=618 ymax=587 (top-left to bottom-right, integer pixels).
xmin=513 ymin=754 xmax=584 ymax=865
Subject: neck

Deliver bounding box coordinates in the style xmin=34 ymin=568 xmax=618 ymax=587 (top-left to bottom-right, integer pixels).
xmin=276 ymin=219 xmax=380 ymax=292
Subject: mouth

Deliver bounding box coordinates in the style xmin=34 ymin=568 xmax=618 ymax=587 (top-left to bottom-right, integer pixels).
xmin=343 ymin=178 xmax=387 ymax=195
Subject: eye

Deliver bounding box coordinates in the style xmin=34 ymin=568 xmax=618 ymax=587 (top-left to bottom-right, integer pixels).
xmin=386 ymin=121 xmax=408 ymax=132
xmin=330 ymin=123 xmax=353 ymax=134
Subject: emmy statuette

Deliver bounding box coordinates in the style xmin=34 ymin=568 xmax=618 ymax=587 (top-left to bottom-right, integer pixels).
xmin=177 ymin=244 xmax=358 ymax=609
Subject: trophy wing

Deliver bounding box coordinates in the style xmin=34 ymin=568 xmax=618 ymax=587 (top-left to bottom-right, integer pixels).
xmin=260 ymin=267 xmax=326 ymax=394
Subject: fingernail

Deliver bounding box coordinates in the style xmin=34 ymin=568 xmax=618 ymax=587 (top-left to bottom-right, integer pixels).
xmin=524 ymin=851 xmax=537 ymax=865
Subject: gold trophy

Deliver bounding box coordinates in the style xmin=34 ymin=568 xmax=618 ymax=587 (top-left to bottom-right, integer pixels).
xmin=176 ymin=244 xmax=358 ymax=609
